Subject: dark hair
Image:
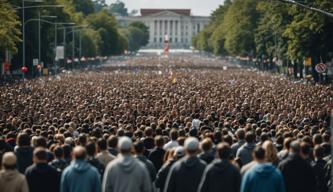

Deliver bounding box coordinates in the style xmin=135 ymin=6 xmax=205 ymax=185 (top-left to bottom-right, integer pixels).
xmin=34 ymin=147 xmax=48 ymax=161
xmin=35 ymin=136 xmax=47 ymax=148
xmin=201 ymin=138 xmax=213 ymax=151
xmin=312 ymin=134 xmax=323 ymax=146
xmin=134 ymin=140 xmax=145 ymax=154
xmin=144 ymin=127 xmax=153 ymax=137
xmin=300 ymin=142 xmax=311 ymax=156
xmin=236 ymin=129 xmax=245 ymax=140
xmin=97 ymin=138 xmax=107 ymax=151
xmin=245 ymin=131 xmax=255 ymax=143
xmin=17 ymin=133 xmax=30 ymax=147
xmin=86 ymin=142 xmax=96 ymax=157
xmin=170 ymin=129 xmax=178 ymax=141
xmin=253 ymin=146 xmax=265 ymax=160
xmin=108 ymin=135 xmax=118 ymax=148
xmin=78 ymin=134 xmax=87 ymax=146
xmin=217 ymin=142 xmax=231 ymax=160
xmin=54 ymin=146 xmax=64 ymax=158
xmin=155 ymin=136 xmax=164 ymax=147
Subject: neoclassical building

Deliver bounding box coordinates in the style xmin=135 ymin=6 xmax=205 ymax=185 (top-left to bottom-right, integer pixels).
xmin=117 ymin=9 xmax=210 ymax=49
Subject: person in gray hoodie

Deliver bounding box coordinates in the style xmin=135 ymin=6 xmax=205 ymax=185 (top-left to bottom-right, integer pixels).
xmin=236 ymin=131 xmax=256 ymax=166
xmin=102 ymin=136 xmax=152 ymax=192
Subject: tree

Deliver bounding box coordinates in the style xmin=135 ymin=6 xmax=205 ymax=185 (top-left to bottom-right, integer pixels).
xmin=129 ymin=21 xmax=149 ymax=46
xmin=0 ymin=0 xmax=21 ymax=54
xmin=72 ymin=0 xmax=95 ymax=16
xmin=109 ymin=0 xmax=128 ymax=16
xmin=87 ymin=10 xmax=121 ymax=56
xmin=93 ymin=0 xmax=107 ymax=12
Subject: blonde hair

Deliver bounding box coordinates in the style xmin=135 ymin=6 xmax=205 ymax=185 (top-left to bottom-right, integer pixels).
xmin=262 ymin=140 xmax=278 ymax=164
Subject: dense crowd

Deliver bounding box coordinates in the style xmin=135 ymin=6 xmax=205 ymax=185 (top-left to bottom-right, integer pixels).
xmin=0 ymin=56 xmax=332 ymax=192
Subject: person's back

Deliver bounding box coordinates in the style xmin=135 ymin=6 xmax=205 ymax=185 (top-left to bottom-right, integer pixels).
xmin=164 ymin=137 xmax=206 ymax=192
xmin=241 ymin=163 xmax=285 ymax=192
xmin=236 ymin=132 xmax=256 ymax=165
xmin=103 ymin=137 xmax=152 ymax=192
xmin=278 ymin=141 xmax=315 ymax=192
xmin=198 ymin=143 xmax=241 ymax=192
xmin=25 ymin=147 xmax=60 ymax=192
xmin=61 ymin=146 xmax=101 ymax=192
xmin=0 ymin=152 xmax=29 ymax=192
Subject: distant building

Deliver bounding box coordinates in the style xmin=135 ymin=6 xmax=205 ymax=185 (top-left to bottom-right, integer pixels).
xmin=117 ymin=9 xmax=210 ymax=49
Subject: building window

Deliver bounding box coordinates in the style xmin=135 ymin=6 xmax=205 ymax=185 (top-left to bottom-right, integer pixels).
xmin=159 ymin=37 xmax=162 ymax=43
xmin=154 ymin=38 xmax=157 ymax=42
xmin=197 ymin=23 xmax=201 ymax=33
xmin=175 ymin=38 xmax=178 ymax=43
xmin=170 ymin=38 xmax=172 ymax=42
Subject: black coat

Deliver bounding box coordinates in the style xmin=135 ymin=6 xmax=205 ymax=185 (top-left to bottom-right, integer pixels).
xmin=198 ymin=151 xmax=215 ymax=164
xmin=15 ymin=146 xmax=33 ymax=173
xmin=278 ymin=154 xmax=316 ymax=192
xmin=25 ymin=163 xmax=60 ymax=192
xmin=149 ymin=147 xmax=166 ymax=171
xmin=311 ymin=159 xmax=327 ymax=192
xmin=164 ymin=156 xmax=206 ymax=192
xmin=198 ymin=159 xmax=241 ymax=192
xmin=155 ymin=160 xmax=176 ymax=190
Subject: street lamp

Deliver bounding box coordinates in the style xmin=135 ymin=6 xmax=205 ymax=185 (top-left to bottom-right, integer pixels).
xmin=20 ymin=0 xmax=63 ymax=77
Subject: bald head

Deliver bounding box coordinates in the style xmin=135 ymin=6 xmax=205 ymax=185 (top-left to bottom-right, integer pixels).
xmin=2 ymin=152 xmax=17 ymax=170
xmin=73 ymin=146 xmax=87 ymax=160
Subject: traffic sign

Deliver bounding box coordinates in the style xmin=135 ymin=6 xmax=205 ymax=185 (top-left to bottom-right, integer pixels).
xmin=315 ymin=63 xmax=327 ymax=73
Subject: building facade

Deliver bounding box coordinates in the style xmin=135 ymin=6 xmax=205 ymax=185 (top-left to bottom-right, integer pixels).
xmin=117 ymin=9 xmax=210 ymax=49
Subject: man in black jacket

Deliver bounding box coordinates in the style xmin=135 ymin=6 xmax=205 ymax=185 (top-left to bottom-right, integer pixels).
xmin=164 ymin=137 xmax=206 ymax=192
xmin=149 ymin=136 xmax=166 ymax=171
xmin=278 ymin=140 xmax=316 ymax=192
xmin=25 ymin=147 xmax=60 ymax=192
xmin=198 ymin=142 xmax=241 ymax=192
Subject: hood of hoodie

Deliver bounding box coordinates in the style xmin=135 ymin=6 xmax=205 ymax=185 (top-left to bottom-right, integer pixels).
xmin=0 ymin=170 xmax=20 ymax=181
xmin=72 ymin=160 xmax=90 ymax=174
xmin=118 ymin=155 xmax=136 ymax=173
xmin=253 ymin=163 xmax=275 ymax=177
xmin=182 ymin=156 xmax=200 ymax=168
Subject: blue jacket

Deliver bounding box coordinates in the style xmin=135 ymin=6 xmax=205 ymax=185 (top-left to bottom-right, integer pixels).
xmin=241 ymin=163 xmax=286 ymax=192
xmin=61 ymin=160 xmax=101 ymax=192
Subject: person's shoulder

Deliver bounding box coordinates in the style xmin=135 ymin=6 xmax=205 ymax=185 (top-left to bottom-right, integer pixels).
xmin=24 ymin=164 xmax=36 ymax=174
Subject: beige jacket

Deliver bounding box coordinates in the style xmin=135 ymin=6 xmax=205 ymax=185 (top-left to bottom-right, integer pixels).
xmin=0 ymin=169 xmax=29 ymax=192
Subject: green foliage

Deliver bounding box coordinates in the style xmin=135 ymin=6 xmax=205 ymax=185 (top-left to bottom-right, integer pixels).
xmin=0 ymin=0 xmax=21 ymax=53
xmin=109 ymin=0 xmax=128 ymax=16
xmin=129 ymin=21 xmax=149 ymax=46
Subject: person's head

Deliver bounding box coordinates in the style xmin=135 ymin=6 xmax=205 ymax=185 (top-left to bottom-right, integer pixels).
xmin=17 ymin=133 xmax=30 ymax=147
xmin=174 ymin=146 xmax=185 ymax=160
xmin=245 ymin=131 xmax=255 ymax=143
xmin=134 ymin=140 xmax=145 ymax=155
xmin=289 ymin=140 xmax=301 ymax=155
xmin=35 ymin=136 xmax=47 ymax=148
xmin=2 ymin=152 xmax=17 ymax=170
xmin=184 ymin=137 xmax=199 ymax=156
xmin=97 ymin=138 xmax=107 ymax=151
xmin=170 ymin=129 xmax=178 ymax=141
xmin=117 ymin=136 xmax=132 ymax=154
xmin=262 ymin=140 xmax=278 ymax=163
xmin=54 ymin=146 xmax=64 ymax=159
xmin=155 ymin=136 xmax=164 ymax=148
xmin=86 ymin=142 xmax=96 ymax=157
xmin=33 ymin=147 xmax=48 ymax=164
xmin=217 ymin=142 xmax=231 ymax=160
xmin=235 ymin=129 xmax=245 ymax=140
xmin=253 ymin=146 xmax=266 ymax=163
xmin=73 ymin=146 xmax=87 ymax=161
xmin=78 ymin=133 xmax=87 ymax=146
xmin=300 ymin=141 xmax=311 ymax=159
xmin=108 ymin=135 xmax=118 ymax=149
xmin=200 ymin=138 xmax=213 ymax=152
xmin=312 ymin=134 xmax=323 ymax=146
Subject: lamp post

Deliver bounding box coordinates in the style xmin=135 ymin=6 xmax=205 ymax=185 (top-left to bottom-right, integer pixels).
xmin=19 ymin=1 xmax=63 ymax=77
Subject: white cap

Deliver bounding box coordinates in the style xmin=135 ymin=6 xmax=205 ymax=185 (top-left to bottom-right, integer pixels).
xmin=118 ymin=136 xmax=132 ymax=151
xmin=174 ymin=146 xmax=185 ymax=157
xmin=184 ymin=137 xmax=199 ymax=151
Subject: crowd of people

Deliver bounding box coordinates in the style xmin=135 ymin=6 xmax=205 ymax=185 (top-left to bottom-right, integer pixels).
xmin=0 ymin=55 xmax=332 ymax=192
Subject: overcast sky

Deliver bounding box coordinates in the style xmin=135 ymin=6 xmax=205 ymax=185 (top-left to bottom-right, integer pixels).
xmin=106 ymin=0 xmax=223 ymax=16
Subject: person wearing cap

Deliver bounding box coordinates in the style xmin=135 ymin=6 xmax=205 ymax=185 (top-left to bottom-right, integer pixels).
xmin=0 ymin=152 xmax=29 ymax=192
xmin=164 ymin=137 xmax=206 ymax=192
xmin=102 ymin=136 xmax=152 ymax=192
xmin=278 ymin=140 xmax=316 ymax=192
xmin=155 ymin=146 xmax=185 ymax=191
xmin=25 ymin=147 xmax=60 ymax=192
xmin=198 ymin=143 xmax=240 ymax=192
xmin=60 ymin=146 xmax=101 ymax=192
